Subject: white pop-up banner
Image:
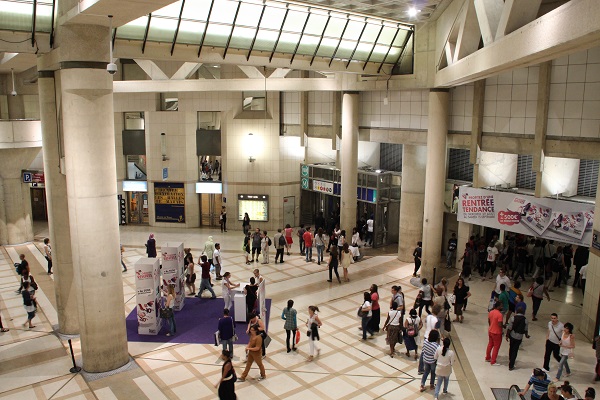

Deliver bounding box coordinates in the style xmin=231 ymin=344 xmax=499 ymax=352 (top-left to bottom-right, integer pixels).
xmin=134 ymin=257 xmax=161 ymax=335
xmin=161 ymin=242 xmax=185 ymax=311
xmin=457 ymin=187 xmax=595 ymax=246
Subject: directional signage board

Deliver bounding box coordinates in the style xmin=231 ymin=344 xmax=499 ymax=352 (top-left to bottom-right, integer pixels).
xmin=301 ymin=178 xmax=309 ymax=189
xmin=301 ymin=165 xmax=309 ymax=177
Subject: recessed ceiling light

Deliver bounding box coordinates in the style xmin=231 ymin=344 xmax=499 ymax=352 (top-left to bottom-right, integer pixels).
xmin=407 ymin=7 xmax=420 ymax=17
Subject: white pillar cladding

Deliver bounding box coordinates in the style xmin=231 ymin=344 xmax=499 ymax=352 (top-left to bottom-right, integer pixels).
xmin=38 ymin=72 xmax=79 ymax=335
xmin=340 ymin=92 xmax=359 ymax=232
xmin=539 ymin=157 xmax=580 ymax=198
xmin=398 ymin=144 xmax=426 ymax=262
xmin=421 ymin=90 xmax=450 ymax=281
xmin=58 ymin=64 xmax=129 ymax=372
xmin=476 ymin=151 xmax=518 ymax=188
xmin=0 ymin=148 xmax=38 ymax=244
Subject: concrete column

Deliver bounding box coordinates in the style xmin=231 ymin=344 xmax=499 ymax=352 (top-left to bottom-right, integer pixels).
xmin=340 ymin=92 xmax=359 ymax=232
xmin=58 ymin=66 xmax=128 ymax=372
xmin=38 ymin=72 xmax=79 ymax=335
xmin=0 ymin=148 xmax=38 ymax=244
xmin=421 ymin=90 xmax=449 ymax=281
xmin=398 ymin=145 xmax=426 ymax=262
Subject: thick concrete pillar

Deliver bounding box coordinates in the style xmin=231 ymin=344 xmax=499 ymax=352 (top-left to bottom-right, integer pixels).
xmin=398 ymin=145 xmax=426 ymax=262
xmin=421 ymin=90 xmax=449 ymax=281
xmin=340 ymin=92 xmax=359 ymax=232
xmin=0 ymin=149 xmax=38 ymax=244
xmin=38 ymin=72 xmax=79 ymax=335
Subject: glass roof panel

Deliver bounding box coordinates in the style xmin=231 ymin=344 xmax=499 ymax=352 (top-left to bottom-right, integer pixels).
xmin=282 ymin=10 xmax=308 ymax=33
xmin=296 ymin=34 xmax=320 ymax=56
xmin=116 ymin=16 xmax=148 ymax=40
xmin=229 ymin=26 xmax=256 ymax=49
xmin=35 ymin=3 xmax=53 ymax=32
xmin=384 ymin=47 xmax=402 ymax=63
xmin=276 ymin=32 xmax=300 ymax=53
xmin=252 ymin=29 xmax=279 ymax=51
xmin=204 ymin=24 xmax=232 ymax=47
xmin=316 ymin=37 xmax=338 ymax=58
xmin=361 ymin=24 xmax=382 ymax=43
xmin=303 ymin=13 xmax=328 ymax=36
xmin=176 ymin=21 xmax=204 ymax=44
xmin=353 ymin=42 xmax=373 ymax=60
xmin=181 ymin=0 xmax=212 ymax=21
xmin=147 ymin=16 xmax=178 ymax=42
xmin=237 ymin=2 xmax=264 ymax=27
xmin=392 ymin=29 xmax=409 ymax=47
xmin=259 ymin=6 xmax=286 ymax=28
xmin=335 ymin=40 xmax=356 ymax=59
xmin=0 ymin=1 xmax=35 ymax=31
xmin=369 ymin=45 xmax=391 ymax=62
xmin=154 ymin=1 xmax=183 ymax=18
xmin=342 ymin=20 xmax=365 ymax=41
xmin=209 ymin=0 xmax=238 ymax=24
xmin=322 ymin=16 xmax=346 ymax=38
xmin=378 ymin=26 xmax=397 ymax=44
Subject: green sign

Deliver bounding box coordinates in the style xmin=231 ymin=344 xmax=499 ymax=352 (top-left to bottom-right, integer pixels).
xmin=301 ymin=165 xmax=309 ymax=177
xmin=301 ymin=178 xmax=309 ymax=189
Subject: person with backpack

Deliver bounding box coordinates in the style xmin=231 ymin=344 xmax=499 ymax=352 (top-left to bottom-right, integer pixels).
xmin=506 ymin=306 xmax=530 ymax=370
xmin=404 ymin=308 xmax=422 ymax=359
xmin=21 ymin=281 xmax=37 ymax=329
xmin=273 ymin=228 xmax=286 ymax=264
xmin=15 ymin=254 xmax=29 ymax=293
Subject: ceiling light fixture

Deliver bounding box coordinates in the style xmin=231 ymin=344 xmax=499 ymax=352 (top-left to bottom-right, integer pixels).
xmin=407 ymin=7 xmax=420 ymax=17
xmin=10 ymin=68 xmax=17 ymax=97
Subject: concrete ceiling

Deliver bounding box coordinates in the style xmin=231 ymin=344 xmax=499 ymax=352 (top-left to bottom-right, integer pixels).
xmin=0 ymin=52 xmax=37 ymax=74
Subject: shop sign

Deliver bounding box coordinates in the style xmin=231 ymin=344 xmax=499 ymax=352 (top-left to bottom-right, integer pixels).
xmin=457 ymin=187 xmax=595 ymax=247
xmin=313 ymin=180 xmax=333 ymax=194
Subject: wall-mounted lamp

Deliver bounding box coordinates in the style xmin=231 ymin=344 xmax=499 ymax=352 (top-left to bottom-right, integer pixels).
xmin=248 ymin=133 xmax=256 ymax=162
xmin=160 ymin=132 xmax=169 ymax=161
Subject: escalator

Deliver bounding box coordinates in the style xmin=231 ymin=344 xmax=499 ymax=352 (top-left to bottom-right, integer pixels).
xmin=508 ymin=385 xmax=527 ymax=400
xmin=492 ymin=385 xmax=528 ymax=400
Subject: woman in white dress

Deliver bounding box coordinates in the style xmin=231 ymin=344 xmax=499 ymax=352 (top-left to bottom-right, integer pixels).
xmin=253 ymin=269 xmax=266 ymax=319
xmin=340 ymin=243 xmax=354 ymax=282
xmin=306 ymin=306 xmax=322 ymax=361
xmin=222 ymin=272 xmax=239 ymax=311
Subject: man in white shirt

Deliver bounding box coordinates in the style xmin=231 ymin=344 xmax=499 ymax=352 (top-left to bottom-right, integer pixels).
xmin=213 ymin=243 xmax=222 ymax=280
xmin=542 ymin=313 xmax=564 ymax=372
xmin=366 ymin=215 xmax=374 ymax=247
xmin=484 ymin=240 xmax=499 ymax=280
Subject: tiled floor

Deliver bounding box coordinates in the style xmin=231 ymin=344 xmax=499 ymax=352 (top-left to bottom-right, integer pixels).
xmin=0 ymin=224 xmax=596 ymax=399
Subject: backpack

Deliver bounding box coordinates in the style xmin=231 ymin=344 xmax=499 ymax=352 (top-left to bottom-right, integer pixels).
xmin=267 ymin=237 xmax=272 ymax=246
xmin=434 ymin=317 xmax=441 ymax=330
xmin=512 ymin=315 xmax=527 ymax=335
xmin=15 ymin=262 xmax=25 ymax=275
xmin=406 ymin=318 xmax=417 ymax=337
xmin=279 ymin=235 xmax=286 ymax=247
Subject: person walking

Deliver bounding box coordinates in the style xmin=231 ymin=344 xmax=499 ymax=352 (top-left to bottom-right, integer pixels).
xmin=314 ymin=228 xmax=326 ymax=265
xmin=203 ymin=236 xmax=216 ymax=266
xmin=453 ymin=277 xmax=470 ymax=323
xmin=306 ymin=305 xmax=322 ymax=361
xmin=368 ymin=284 xmax=381 ymax=333
xmin=218 ymin=309 xmax=236 ymax=357
xmin=413 ymin=241 xmax=422 ymax=277
xmin=341 ymin=243 xmax=353 ymax=282
xmin=120 ymin=244 xmax=127 ymax=272
xmin=573 ymin=245 xmax=589 ymax=288
xmin=518 ymin=368 xmax=551 ymax=399
xmin=213 ymin=243 xmax=223 ymax=280
xmin=434 ymin=337 xmax=455 ymax=400
xmin=458 ymin=242 xmax=472 ymax=280
xmin=506 ymin=306 xmax=530 ymax=370
xmin=382 ymin=301 xmax=403 ymax=357
xmin=297 ymin=224 xmax=306 ymax=255
xmin=554 ymin=322 xmax=575 ymax=382
xmin=303 ymin=227 xmax=313 ymax=262
xmin=253 ymin=269 xmax=266 ymax=319
xmin=185 ymin=253 xmax=196 ymax=296
xmin=365 ymin=214 xmax=374 ymax=246
xmin=222 ymin=272 xmax=240 ymax=311
xmin=273 ymin=229 xmax=285 ymax=264
xmin=146 ymin=233 xmax=157 ymax=258
xmin=238 ymin=325 xmax=266 ymax=382
xmin=43 ymin=238 xmax=52 ymax=274
xmin=214 ymin=350 xmax=236 ymax=399
xmin=483 ymin=239 xmax=499 ymax=279
xmin=418 ymin=278 xmax=433 ymax=317
xmin=251 ymin=228 xmax=262 ymax=262
xmin=486 ymin=301 xmax=504 ymax=366
xmin=542 ymin=313 xmax=564 ymax=373
xmin=281 ymin=299 xmax=297 ymax=353
xmin=245 ymin=313 xmax=266 ymax=358
xmin=242 ymin=212 xmax=251 ymax=234
xmin=420 ymin=330 xmax=440 ymax=392
xmin=446 ymin=233 xmax=457 ymax=269
xmin=284 ymin=224 xmax=293 ymax=256
xmin=359 ymin=292 xmax=375 ymax=340
xmin=261 ymin=230 xmax=270 ymax=264
xmin=243 ymin=232 xmax=251 ymax=265
xmin=529 ymin=276 xmax=550 ymax=321
xmin=326 ymin=246 xmax=341 ymax=283
xmin=196 ymin=255 xmax=217 ymax=299
xmin=21 ymin=281 xmax=36 ymax=329
xmin=404 ymin=308 xmax=422 ymax=359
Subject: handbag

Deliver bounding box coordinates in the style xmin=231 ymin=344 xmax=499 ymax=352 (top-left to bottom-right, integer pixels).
xmin=444 ymin=313 xmax=452 ymax=332
xmin=447 ymin=294 xmax=456 ymax=305
xmin=357 ymin=303 xmax=368 ymax=318
xmin=295 ymin=330 xmax=301 ymax=344
xmin=160 ymin=307 xmax=173 ymax=319
xmin=527 ymin=285 xmax=536 ymax=298
xmin=263 ymin=334 xmax=272 ymax=348
xmin=214 ymin=331 xmax=221 ymax=346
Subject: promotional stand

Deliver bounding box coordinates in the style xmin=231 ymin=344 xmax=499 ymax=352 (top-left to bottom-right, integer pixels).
xmin=161 ymin=242 xmax=185 ymax=311
xmin=134 ymin=257 xmax=161 ymax=335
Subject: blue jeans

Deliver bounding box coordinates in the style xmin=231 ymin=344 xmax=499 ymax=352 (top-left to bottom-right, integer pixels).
xmin=305 ymin=246 xmax=312 ymax=262
xmin=317 ymin=245 xmax=324 ymax=263
xmin=221 ymin=338 xmax=233 ymax=356
xmin=361 ymin=316 xmax=374 ymax=339
xmin=418 ymin=351 xmax=424 ymax=373
xmin=556 ymin=355 xmax=571 ymax=379
xmin=421 ymin=362 xmax=436 ymax=387
xmin=199 ymin=278 xmax=216 ymax=298
xmin=446 ymin=250 xmax=455 ymax=267
xmin=435 ymin=375 xmax=449 ymax=396
xmin=168 ymin=315 xmax=176 ymax=335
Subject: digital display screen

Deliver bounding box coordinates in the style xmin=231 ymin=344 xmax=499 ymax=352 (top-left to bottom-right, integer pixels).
xmin=238 ymin=194 xmax=268 ymax=222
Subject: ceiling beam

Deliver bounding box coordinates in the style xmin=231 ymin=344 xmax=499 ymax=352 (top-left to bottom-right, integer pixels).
xmin=170 ymin=62 xmax=202 ymax=80
xmin=435 ymin=0 xmax=600 ymax=87
xmin=495 ymin=0 xmax=542 ymax=40
xmin=58 ymin=0 xmax=178 ymax=27
xmin=474 ymin=0 xmax=504 ymax=46
xmin=238 ymin=65 xmax=265 ymax=79
xmin=133 ymin=59 xmax=169 ymax=80
xmin=268 ymin=68 xmax=292 ymax=78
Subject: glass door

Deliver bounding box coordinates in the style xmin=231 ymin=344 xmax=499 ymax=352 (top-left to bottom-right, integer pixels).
xmin=200 ymin=193 xmax=222 ymax=226
xmin=128 ymin=192 xmax=149 ymax=224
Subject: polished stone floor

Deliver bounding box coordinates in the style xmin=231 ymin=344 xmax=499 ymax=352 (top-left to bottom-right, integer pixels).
xmin=0 ymin=223 xmax=595 ymax=399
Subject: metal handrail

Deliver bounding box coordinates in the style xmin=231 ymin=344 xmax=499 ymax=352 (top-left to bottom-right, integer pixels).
xmin=508 ymin=385 xmax=525 ymax=400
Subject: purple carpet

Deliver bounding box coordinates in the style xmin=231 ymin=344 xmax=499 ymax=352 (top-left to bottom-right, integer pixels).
xmin=126 ymin=297 xmax=271 ymax=344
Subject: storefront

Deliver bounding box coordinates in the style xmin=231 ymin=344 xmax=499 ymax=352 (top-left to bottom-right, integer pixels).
xmin=122 ymin=180 xmax=149 ymax=224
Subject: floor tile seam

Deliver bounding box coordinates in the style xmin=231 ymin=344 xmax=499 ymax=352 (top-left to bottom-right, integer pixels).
xmin=36 ymin=373 xmax=83 ymax=400
xmin=370 ymin=377 xmax=417 ymax=400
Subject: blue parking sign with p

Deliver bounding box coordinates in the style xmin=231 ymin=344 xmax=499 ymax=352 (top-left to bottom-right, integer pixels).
xmin=23 ymin=172 xmax=32 ymax=183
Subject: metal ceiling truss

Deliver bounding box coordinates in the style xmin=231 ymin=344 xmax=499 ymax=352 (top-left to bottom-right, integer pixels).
xmin=377 ymin=25 xmax=401 ymax=74
xmin=247 ymin=3 xmax=266 ymax=61
xmin=310 ymin=12 xmax=331 ymax=66
xmin=223 ymin=1 xmax=242 ymax=59
xmin=329 ymin=17 xmax=349 ymax=67
xmin=197 ymin=0 xmax=215 ymax=57
xmin=170 ymin=0 xmax=186 ymax=55
xmin=269 ymin=5 xmax=289 ymax=63
xmin=142 ymin=13 xmax=152 ymax=54
xmin=289 ymin=7 xmax=311 ymax=64
xmin=362 ymin=23 xmax=384 ymax=70
xmin=346 ymin=19 xmax=367 ymax=68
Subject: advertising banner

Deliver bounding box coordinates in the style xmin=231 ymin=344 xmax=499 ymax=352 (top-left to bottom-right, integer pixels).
xmin=161 ymin=242 xmax=185 ymax=311
xmin=313 ymin=180 xmax=334 ymax=194
xmin=458 ymin=187 xmax=595 ymax=246
xmin=154 ymin=182 xmax=185 ymax=223
xmin=134 ymin=257 xmax=161 ymax=335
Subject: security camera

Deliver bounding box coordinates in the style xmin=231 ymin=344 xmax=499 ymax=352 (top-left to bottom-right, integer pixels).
xmin=107 ymin=63 xmax=117 ymax=75
xmin=11 ymin=90 xmax=17 ymax=97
